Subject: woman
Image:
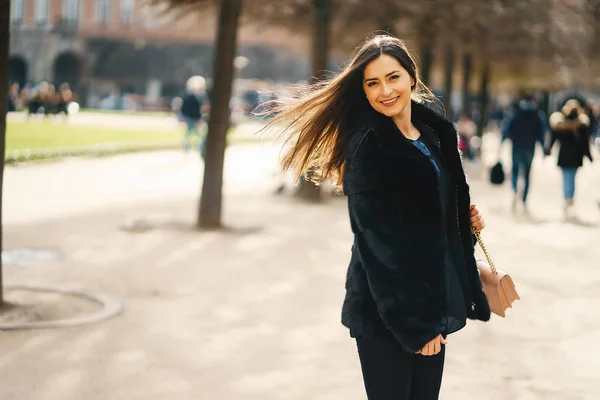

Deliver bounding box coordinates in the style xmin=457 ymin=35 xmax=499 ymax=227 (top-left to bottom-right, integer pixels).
xmin=547 ymin=99 xmax=593 ymax=220
xmin=264 ymin=35 xmax=490 ymax=399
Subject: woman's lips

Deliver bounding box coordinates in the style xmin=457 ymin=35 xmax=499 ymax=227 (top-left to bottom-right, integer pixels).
xmin=380 ymin=96 xmax=399 ymax=107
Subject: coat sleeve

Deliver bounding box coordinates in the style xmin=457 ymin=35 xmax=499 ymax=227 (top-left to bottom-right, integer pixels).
xmin=344 ymin=137 xmax=445 ymax=354
xmin=348 ymin=191 xmax=445 ymax=353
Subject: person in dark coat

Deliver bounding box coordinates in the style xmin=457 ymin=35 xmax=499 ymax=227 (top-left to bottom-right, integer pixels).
xmin=547 ymin=99 xmax=593 ymax=220
xmin=264 ymin=35 xmax=490 ymax=399
xmin=500 ymin=95 xmax=548 ymax=213
xmin=180 ymin=76 xmax=206 ymax=154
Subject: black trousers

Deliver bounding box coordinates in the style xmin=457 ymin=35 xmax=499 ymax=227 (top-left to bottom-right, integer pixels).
xmin=356 ymin=336 xmax=445 ymax=400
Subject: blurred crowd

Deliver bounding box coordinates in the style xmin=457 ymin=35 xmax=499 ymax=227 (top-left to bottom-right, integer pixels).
xmin=7 ymin=81 xmax=78 ymax=118
xmin=457 ymin=91 xmax=600 ymax=222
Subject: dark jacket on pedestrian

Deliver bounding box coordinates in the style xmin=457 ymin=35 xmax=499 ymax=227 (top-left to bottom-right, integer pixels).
xmin=180 ymin=92 xmax=203 ymax=120
xmin=501 ymin=99 xmax=548 ymax=152
xmin=548 ymin=111 xmax=593 ymax=168
xmin=341 ymin=101 xmax=490 ymax=355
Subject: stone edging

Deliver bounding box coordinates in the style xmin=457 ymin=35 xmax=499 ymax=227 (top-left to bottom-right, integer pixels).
xmin=0 ymin=285 xmax=123 ymax=330
xmin=5 ymin=141 xmax=181 ymax=164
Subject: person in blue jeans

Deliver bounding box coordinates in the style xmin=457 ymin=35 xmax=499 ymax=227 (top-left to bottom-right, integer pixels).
xmin=547 ymin=99 xmax=593 ymax=220
xmin=501 ymin=95 xmax=549 ymax=213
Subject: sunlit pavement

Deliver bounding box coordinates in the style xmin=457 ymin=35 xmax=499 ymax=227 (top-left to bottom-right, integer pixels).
xmin=2 ymin=135 xmax=600 ymax=399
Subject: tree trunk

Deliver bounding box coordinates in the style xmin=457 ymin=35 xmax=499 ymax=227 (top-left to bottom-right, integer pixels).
xmin=311 ymin=0 xmax=331 ymax=82
xmin=295 ymin=0 xmax=331 ymax=202
xmin=461 ymin=53 xmax=472 ymax=117
xmin=443 ymin=47 xmax=454 ymax=120
xmin=0 ymin=0 xmax=9 ymax=306
xmin=477 ymin=63 xmax=490 ymax=138
xmin=198 ymin=0 xmax=242 ymax=228
xmin=420 ymin=44 xmax=432 ymax=86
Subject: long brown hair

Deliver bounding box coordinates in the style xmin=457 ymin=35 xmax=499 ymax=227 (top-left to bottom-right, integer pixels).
xmin=262 ymin=34 xmax=436 ymax=187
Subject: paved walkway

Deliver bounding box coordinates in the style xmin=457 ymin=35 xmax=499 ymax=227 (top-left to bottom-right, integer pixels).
xmin=1 ymin=137 xmax=600 ymax=399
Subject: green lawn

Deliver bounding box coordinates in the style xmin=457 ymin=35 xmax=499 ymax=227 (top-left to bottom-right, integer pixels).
xmin=4 ymin=120 xmax=258 ymax=164
xmin=79 ymin=108 xmax=172 ymax=117
xmin=6 ymin=122 xmax=182 ymax=151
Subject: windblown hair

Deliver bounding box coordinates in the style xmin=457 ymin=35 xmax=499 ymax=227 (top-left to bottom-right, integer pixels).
xmin=261 ymin=34 xmax=436 ymax=187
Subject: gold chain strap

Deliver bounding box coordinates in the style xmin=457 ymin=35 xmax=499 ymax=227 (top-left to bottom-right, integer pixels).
xmin=472 ymin=229 xmax=498 ymax=275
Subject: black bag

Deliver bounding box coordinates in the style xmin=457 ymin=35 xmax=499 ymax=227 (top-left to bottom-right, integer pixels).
xmin=490 ymin=162 xmax=505 ymax=185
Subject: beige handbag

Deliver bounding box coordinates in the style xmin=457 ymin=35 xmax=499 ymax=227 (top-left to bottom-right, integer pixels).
xmin=473 ymin=229 xmax=520 ymax=318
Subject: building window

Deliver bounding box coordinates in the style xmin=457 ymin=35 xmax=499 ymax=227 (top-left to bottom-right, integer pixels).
xmin=96 ymin=0 xmax=112 ymax=24
xmin=34 ymin=0 xmax=49 ymax=24
xmin=62 ymin=0 xmax=80 ymax=21
xmin=121 ymin=0 xmax=135 ymax=23
xmin=10 ymin=0 xmax=25 ymax=24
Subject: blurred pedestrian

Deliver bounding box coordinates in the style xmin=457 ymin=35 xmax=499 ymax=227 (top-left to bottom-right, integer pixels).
xmin=500 ymin=94 xmax=548 ymax=213
xmin=19 ymin=84 xmax=30 ymax=110
xmin=547 ymin=99 xmax=593 ymax=221
xmin=56 ymin=83 xmax=73 ymax=118
xmin=27 ymin=81 xmax=48 ymax=116
xmin=263 ymin=35 xmax=490 ymax=399
xmin=556 ymin=93 xmax=597 ymax=138
xmin=456 ymin=113 xmax=477 ymax=160
xmin=7 ymin=82 xmax=19 ymax=112
xmin=487 ymin=102 xmax=505 ymax=133
xmin=180 ymin=76 xmax=207 ymax=155
xmin=242 ymin=81 xmax=261 ymax=117
xmin=42 ymin=83 xmax=58 ymax=116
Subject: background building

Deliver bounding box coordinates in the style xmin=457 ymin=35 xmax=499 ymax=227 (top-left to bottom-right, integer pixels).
xmin=8 ymin=0 xmax=311 ymax=108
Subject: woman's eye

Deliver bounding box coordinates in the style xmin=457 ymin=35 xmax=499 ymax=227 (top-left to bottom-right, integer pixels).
xmin=390 ymin=75 xmax=399 ymax=80
xmin=367 ymin=82 xmax=377 ymax=87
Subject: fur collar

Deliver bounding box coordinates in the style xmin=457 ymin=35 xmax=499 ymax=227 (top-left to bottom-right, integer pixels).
xmin=361 ymin=100 xmax=457 ymax=157
xmin=353 ymin=100 xmax=465 ymax=186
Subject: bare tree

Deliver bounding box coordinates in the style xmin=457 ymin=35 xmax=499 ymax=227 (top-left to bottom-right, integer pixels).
xmin=159 ymin=0 xmax=242 ymax=228
xmin=0 ymin=0 xmax=9 ymax=306
xmin=197 ymin=0 xmax=242 ymax=228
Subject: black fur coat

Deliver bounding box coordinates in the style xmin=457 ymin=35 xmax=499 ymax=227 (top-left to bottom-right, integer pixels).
xmin=341 ymin=101 xmax=490 ymax=354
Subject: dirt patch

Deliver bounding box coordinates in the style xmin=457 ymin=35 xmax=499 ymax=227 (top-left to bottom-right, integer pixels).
xmin=0 ymin=288 xmax=103 ymax=325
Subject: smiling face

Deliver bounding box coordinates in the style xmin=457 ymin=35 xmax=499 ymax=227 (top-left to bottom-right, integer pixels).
xmin=363 ymin=53 xmax=415 ymax=120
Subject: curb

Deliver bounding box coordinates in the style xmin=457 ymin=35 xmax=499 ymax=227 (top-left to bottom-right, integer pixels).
xmin=0 ymin=285 xmax=123 ymax=330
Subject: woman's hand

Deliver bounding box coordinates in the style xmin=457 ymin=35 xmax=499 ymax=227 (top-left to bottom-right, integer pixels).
xmin=470 ymin=204 xmax=485 ymax=231
xmin=416 ymin=334 xmax=447 ymax=356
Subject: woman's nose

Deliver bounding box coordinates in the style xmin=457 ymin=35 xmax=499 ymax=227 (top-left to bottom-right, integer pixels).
xmin=381 ymin=83 xmax=393 ymax=96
